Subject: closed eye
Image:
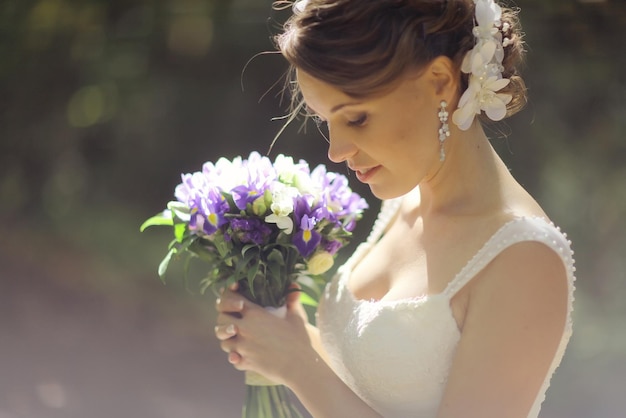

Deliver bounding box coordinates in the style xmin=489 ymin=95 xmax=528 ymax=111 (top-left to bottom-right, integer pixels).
xmin=348 ymin=113 xmax=368 ymax=127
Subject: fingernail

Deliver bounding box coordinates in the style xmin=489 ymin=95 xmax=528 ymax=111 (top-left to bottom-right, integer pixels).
xmin=236 ymin=300 xmax=244 ymax=310
xmin=226 ymin=324 xmax=235 ymax=335
xmin=229 ymin=282 xmax=238 ymax=291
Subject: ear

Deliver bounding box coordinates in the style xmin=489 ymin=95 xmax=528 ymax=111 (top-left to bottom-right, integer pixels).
xmin=426 ymin=56 xmax=459 ymax=100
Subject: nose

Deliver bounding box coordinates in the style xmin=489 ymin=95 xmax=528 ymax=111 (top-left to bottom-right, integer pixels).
xmin=327 ymin=127 xmax=357 ymax=164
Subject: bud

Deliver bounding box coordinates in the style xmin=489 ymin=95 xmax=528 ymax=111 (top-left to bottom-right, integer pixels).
xmin=252 ymin=196 xmax=267 ymax=216
xmin=306 ymin=251 xmax=334 ymax=275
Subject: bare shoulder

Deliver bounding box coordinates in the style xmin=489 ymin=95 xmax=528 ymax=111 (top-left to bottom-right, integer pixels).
xmin=474 ymin=235 xmax=569 ymax=300
xmin=438 ymin=225 xmax=572 ymax=417
xmin=467 ymin=215 xmax=572 ymax=334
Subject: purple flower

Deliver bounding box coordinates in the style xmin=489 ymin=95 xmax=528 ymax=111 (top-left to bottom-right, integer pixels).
xmin=231 ymin=185 xmax=263 ymax=211
xmin=323 ymin=239 xmax=343 ymax=255
xmin=228 ymin=217 xmax=273 ymax=245
xmin=310 ymin=165 xmax=368 ymax=225
xmin=293 ymin=215 xmax=321 ymax=258
xmin=188 ymin=188 xmax=228 ymax=236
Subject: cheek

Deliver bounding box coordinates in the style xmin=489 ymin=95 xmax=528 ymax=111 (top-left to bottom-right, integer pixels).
xmin=388 ymin=115 xmax=434 ymax=154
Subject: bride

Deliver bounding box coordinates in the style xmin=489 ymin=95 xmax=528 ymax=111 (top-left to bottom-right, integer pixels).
xmin=215 ymin=0 xmax=575 ymax=417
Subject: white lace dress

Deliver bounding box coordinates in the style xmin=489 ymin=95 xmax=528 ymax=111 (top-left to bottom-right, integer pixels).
xmin=317 ymin=199 xmax=575 ymax=418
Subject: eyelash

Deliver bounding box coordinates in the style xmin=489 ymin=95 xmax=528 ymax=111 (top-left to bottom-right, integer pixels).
xmin=309 ymin=111 xmax=367 ymax=128
xmin=347 ymin=114 xmax=368 ymax=127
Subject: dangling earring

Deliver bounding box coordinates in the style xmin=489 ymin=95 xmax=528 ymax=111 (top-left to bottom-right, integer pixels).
xmin=438 ymin=100 xmax=450 ymax=162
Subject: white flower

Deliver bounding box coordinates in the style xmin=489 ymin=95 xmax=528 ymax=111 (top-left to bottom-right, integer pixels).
xmin=269 ymin=183 xmax=298 ymax=216
xmin=453 ymin=76 xmax=512 ymax=130
xmin=292 ymin=0 xmax=308 ymax=14
xmin=264 ymin=182 xmax=299 ymax=234
xmin=274 ymin=154 xmax=317 ymax=195
xmin=204 ymin=156 xmax=246 ymax=191
xmin=265 ymin=213 xmax=294 ymax=234
xmin=452 ymin=0 xmax=511 ymax=131
xmin=274 ymin=154 xmax=297 ymax=182
xmin=474 ymin=0 xmax=502 ymax=35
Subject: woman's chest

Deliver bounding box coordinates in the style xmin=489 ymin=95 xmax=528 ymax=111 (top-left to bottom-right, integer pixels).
xmin=348 ymin=211 xmax=506 ymax=303
xmin=348 ymin=219 xmax=464 ymax=301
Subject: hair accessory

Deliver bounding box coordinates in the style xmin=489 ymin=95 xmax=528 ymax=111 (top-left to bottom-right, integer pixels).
xmin=452 ymin=0 xmax=513 ymax=131
xmin=438 ymin=100 xmax=450 ymax=161
xmin=292 ymin=0 xmax=308 ymax=14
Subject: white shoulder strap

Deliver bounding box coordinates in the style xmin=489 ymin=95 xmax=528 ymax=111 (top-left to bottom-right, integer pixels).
xmin=443 ymin=217 xmax=576 ymax=299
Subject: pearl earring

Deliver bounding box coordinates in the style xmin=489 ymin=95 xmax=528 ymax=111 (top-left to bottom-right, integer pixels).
xmin=438 ymin=100 xmax=450 ymax=162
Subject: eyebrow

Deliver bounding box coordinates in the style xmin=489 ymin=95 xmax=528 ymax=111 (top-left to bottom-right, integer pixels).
xmin=331 ymin=101 xmax=362 ymax=113
xmin=306 ymin=101 xmax=363 ymax=117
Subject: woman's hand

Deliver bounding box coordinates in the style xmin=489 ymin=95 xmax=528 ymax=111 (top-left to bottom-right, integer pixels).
xmin=214 ymin=282 xmax=314 ymax=386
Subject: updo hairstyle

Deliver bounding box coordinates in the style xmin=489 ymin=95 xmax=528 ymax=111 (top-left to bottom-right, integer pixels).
xmin=274 ymin=0 xmax=527 ymax=123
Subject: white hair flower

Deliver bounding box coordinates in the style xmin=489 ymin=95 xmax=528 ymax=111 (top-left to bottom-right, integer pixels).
xmin=452 ymin=0 xmax=512 ymax=131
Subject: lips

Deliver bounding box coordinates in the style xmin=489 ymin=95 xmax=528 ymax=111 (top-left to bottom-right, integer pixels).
xmin=351 ymin=165 xmax=381 ymax=183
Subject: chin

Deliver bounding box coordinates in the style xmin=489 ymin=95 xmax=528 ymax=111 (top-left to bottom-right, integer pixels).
xmin=369 ymin=184 xmax=414 ymax=201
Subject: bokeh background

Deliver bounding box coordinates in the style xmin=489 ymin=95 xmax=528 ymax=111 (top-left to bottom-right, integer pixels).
xmin=1 ymin=0 xmax=624 ymax=417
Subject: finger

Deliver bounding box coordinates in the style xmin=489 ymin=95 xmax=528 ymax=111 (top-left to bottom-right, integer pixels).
xmin=214 ymin=323 xmax=237 ymax=341
xmin=228 ymin=351 xmax=242 ymax=365
xmin=215 ymin=292 xmax=245 ymax=314
xmin=286 ymin=283 xmax=302 ymax=309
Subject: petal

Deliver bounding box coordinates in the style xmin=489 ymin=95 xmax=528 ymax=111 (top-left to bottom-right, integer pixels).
xmin=293 ymin=228 xmax=321 ymax=258
xmin=471 ymin=50 xmax=487 ymax=76
xmin=460 ymin=50 xmax=473 ymax=74
xmin=485 ymin=76 xmax=510 ymax=92
xmin=277 ymin=216 xmax=294 ymax=234
xmin=479 ymin=40 xmax=496 ymax=63
xmin=475 ymin=0 xmax=500 ymax=28
xmin=484 ymin=99 xmax=508 ymax=121
xmin=265 ymin=213 xmax=293 ymax=234
xmin=474 ymin=0 xmax=493 ymax=28
xmin=452 ymin=103 xmax=477 ymax=131
xmin=457 ymin=83 xmax=475 ymax=109
xmin=496 ymin=93 xmax=513 ymax=105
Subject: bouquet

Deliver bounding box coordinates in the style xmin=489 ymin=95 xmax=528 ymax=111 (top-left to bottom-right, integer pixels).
xmin=141 ymin=151 xmax=368 ymax=418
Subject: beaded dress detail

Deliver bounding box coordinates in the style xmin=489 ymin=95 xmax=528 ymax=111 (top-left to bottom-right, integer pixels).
xmin=316 ymin=199 xmax=575 ymax=418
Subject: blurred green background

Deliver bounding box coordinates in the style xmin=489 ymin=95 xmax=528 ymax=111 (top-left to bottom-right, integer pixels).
xmin=0 ymin=0 xmax=624 ymax=417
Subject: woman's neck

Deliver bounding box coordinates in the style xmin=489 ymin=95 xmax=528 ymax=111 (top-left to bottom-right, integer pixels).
xmin=418 ymin=122 xmax=509 ymax=219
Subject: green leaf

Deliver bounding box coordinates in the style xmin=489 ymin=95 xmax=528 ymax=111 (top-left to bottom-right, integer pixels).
xmin=246 ymin=262 xmax=260 ymax=283
xmin=267 ymin=248 xmax=285 ymax=266
xmin=213 ymin=234 xmax=231 ymax=259
xmin=158 ymin=248 xmax=176 ymax=281
xmin=140 ymin=212 xmax=173 ymax=231
xmin=242 ymin=244 xmax=259 ymax=257
xmin=299 ymin=291 xmax=318 ymax=307
xmin=174 ymin=222 xmax=186 ymax=242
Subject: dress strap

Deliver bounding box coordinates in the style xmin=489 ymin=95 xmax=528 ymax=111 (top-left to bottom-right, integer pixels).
xmin=443 ymin=217 xmax=576 ymax=299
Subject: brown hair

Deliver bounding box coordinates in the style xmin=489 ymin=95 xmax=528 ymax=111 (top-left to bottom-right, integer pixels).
xmin=274 ymin=0 xmax=526 ymax=124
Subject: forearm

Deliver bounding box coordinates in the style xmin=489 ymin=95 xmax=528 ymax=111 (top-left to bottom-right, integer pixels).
xmin=288 ymin=354 xmax=382 ymax=418
xmin=305 ymin=323 xmax=331 ymax=365
xmin=288 ymin=324 xmax=382 ymax=418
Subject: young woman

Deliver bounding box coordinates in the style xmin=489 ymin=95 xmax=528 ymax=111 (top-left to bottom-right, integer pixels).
xmin=215 ymin=1 xmax=575 ymax=416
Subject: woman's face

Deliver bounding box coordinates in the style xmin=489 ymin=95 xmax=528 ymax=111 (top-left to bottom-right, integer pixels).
xmin=297 ymin=68 xmax=444 ymax=200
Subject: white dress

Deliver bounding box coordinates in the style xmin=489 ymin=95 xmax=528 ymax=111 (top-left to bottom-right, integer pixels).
xmin=317 ymin=198 xmax=575 ymax=418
